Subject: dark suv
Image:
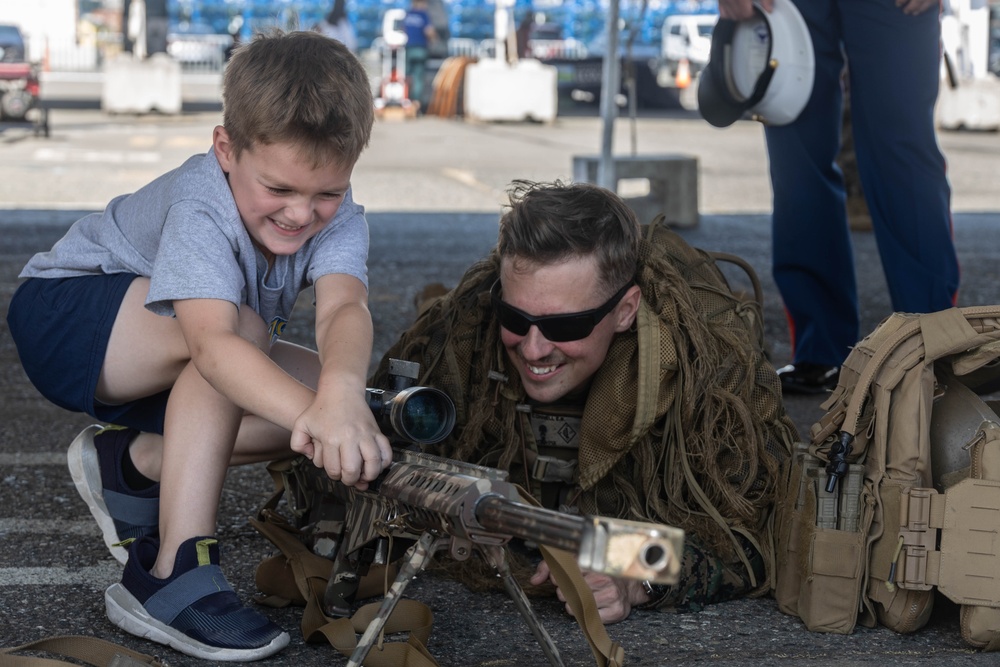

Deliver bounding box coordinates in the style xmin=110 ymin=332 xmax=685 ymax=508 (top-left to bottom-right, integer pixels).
xmin=0 ymin=24 xmax=26 ymax=63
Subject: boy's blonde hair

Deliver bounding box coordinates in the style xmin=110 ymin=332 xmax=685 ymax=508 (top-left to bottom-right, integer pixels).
xmin=222 ymin=30 xmax=374 ymax=168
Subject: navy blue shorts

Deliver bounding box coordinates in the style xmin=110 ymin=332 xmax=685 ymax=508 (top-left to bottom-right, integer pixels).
xmin=7 ymin=274 xmax=168 ymax=434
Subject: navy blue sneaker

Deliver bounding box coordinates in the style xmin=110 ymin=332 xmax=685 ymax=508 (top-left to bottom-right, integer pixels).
xmin=105 ymin=536 xmax=290 ymax=661
xmin=68 ymin=425 xmax=160 ymax=564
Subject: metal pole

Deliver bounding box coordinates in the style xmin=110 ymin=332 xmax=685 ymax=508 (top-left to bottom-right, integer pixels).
xmin=597 ymin=0 xmax=621 ymax=191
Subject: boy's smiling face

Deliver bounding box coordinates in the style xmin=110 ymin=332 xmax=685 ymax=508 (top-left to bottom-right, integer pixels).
xmin=213 ymin=126 xmax=354 ymax=262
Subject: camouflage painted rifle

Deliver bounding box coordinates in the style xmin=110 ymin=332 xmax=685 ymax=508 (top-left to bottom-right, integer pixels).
xmin=278 ymin=360 xmax=685 ymax=667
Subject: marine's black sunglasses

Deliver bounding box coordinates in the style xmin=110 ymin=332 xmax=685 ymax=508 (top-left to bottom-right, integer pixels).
xmin=490 ymin=279 xmax=633 ymax=342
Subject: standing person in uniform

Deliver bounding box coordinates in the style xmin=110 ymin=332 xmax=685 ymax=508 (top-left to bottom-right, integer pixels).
xmin=719 ymin=0 xmax=960 ymax=394
xmin=402 ymin=0 xmax=438 ymax=109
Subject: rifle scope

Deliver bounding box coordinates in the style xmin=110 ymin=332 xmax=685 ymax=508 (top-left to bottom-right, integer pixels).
xmin=365 ymin=386 xmax=456 ymax=445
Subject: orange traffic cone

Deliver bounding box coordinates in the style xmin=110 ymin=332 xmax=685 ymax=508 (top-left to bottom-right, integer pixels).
xmin=676 ymin=58 xmax=691 ymax=89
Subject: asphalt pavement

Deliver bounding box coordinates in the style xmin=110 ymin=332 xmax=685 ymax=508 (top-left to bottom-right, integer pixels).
xmin=2 ymin=104 xmax=1000 ymax=666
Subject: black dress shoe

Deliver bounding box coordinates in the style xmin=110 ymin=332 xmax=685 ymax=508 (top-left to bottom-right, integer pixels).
xmin=776 ymin=363 xmax=839 ymax=395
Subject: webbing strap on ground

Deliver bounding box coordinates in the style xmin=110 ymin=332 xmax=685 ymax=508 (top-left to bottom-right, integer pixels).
xmin=251 ymin=511 xmax=439 ymax=667
xmin=515 ymin=488 xmax=624 ymax=667
xmin=539 ymin=544 xmax=625 ymax=667
xmin=0 ymin=635 xmax=163 ymax=667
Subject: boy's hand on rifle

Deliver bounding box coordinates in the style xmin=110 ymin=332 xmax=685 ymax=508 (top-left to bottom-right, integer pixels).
xmin=531 ymin=561 xmax=649 ymax=624
xmin=290 ymin=388 xmax=392 ymax=490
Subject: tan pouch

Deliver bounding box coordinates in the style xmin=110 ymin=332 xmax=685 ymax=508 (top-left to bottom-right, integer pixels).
xmin=774 ymin=442 xmax=869 ymax=634
xmin=866 ymin=483 xmax=935 ymax=634
xmin=773 ymin=444 xmax=808 ymax=616
xmin=782 ymin=450 xmax=868 ymax=634
xmin=795 ymin=524 xmax=866 ymax=634
xmin=959 ymin=422 xmax=1000 ymax=650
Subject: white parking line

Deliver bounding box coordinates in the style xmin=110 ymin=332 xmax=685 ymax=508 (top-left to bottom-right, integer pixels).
xmin=441 ymin=167 xmax=494 ymax=193
xmin=0 ymin=563 xmax=120 ymax=586
xmin=0 ymin=518 xmax=99 ymax=535
xmin=32 ymin=147 xmax=161 ymax=164
xmin=0 ymin=452 xmax=65 ymax=466
xmin=0 ymin=518 xmax=117 ymax=587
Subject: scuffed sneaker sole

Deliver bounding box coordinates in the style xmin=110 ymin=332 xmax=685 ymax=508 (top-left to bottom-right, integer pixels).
xmin=68 ymin=425 xmax=129 ymax=565
xmin=105 ymin=583 xmax=290 ymax=661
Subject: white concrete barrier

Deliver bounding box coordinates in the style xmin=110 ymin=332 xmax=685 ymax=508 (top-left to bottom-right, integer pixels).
xmin=464 ymin=58 xmax=557 ymax=124
xmin=572 ymin=154 xmax=700 ymax=228
xmin=101 ymin=53 xmax=182 ymax=114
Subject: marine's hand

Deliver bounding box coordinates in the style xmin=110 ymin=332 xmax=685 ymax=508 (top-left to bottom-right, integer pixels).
xmin=290 ymin=389 xmax=392 ymax=490
xmin=895 ymin=0 xmax=937 ymax=15
xmin=718 ymin=0 xmax=770 ymax=20
xmin=530 ymin=561 xmax=650 ymax=624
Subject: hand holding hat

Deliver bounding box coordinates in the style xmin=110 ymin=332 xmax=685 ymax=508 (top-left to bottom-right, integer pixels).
xmin=698 ymin=0 xmax=814 ymax=128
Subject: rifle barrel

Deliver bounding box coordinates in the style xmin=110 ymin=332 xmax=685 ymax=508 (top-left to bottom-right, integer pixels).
xmin=475 ymin=494 xmax=585 ymax=552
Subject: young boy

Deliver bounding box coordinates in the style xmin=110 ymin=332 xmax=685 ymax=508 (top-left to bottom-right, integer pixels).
xmin=6 ymin=31 xmax=391 ymax=661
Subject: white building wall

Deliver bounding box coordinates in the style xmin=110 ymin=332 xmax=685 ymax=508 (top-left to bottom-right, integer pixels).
xmin=0 ymin=0 xmax=79 ymax=63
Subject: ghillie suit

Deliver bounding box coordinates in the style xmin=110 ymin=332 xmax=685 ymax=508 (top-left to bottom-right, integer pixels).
xmin=371 ymin=221 xmax=798 ymax=608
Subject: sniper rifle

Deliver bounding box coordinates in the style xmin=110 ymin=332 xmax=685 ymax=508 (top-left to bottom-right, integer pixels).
xmin=272 ymin=359 xmax=685 ymax=667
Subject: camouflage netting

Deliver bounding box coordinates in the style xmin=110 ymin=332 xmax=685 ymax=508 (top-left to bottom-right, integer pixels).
xmin=371 ymin=222 xmax=799 ymax=597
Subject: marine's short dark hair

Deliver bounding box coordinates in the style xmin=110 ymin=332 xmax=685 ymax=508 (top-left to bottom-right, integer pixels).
xmin=497 ymin=180 xmax=641 ymax=295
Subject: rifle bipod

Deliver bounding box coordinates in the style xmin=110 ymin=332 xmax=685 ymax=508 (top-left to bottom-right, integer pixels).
xmin=347 ymin=532 xmax=565 ymax=667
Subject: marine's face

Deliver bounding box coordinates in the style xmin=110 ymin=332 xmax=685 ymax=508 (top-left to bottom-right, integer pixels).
xmin=213 ymin=126 xmax=353 ymax=262
xmin=497 ymin=255 xmax=640 ymax=404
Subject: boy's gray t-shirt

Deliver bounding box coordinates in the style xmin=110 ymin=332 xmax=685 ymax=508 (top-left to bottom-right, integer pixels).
xmin=20 ymin=147 xmax=369 ymax=336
